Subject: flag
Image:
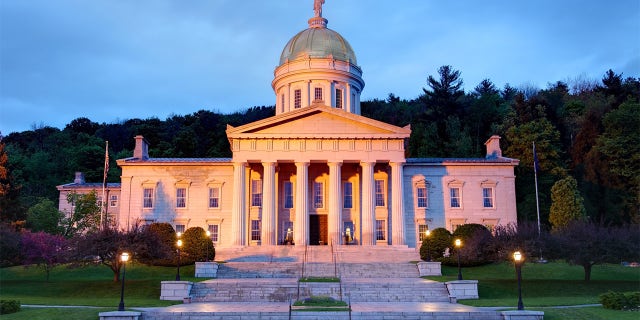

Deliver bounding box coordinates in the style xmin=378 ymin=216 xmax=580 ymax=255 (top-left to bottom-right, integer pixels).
xmin=532 ymin=142 xmax=540 ymax=174
xmin=103 ymin=141 xmax=109 ymax=189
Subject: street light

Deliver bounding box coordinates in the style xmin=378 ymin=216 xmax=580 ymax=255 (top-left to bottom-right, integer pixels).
xmin=513 ymin=251 xmax=524 ymax=310
xmin=175 ymin=239 xmax=183 ymax=281
xmin=455 ymin=238 xmax=462 ymax=280
xmin=205 ymin=230 xmax=211 ymax=262
xmin=118 ymin=252 xmax=130 ymax=311
xmin=424 ymin=230 xmax=431 ymax=262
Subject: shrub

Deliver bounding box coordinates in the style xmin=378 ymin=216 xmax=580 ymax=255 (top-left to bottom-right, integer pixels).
xmin=182 ymin=227 xmax=215 ymax=263
xmin=420 ymin=228 xmax=452 ymax=261
xmin=139 ymin=223 xmax=176 ymax=266
xmin=599 ymin=291 xmax=640 ymax=310
xmin=444 ymin=224 xmax=493 ymax=267
xmin=0 ymin=300 xmax=20 ymax=314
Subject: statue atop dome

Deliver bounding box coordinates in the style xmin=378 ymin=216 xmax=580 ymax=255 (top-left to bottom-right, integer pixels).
xmin=314 ymin=0 xmax=325 ymax=18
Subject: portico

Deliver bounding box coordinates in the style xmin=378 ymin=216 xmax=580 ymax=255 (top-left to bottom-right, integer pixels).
xmin=226 ymin=105 xmax=411 ymax=247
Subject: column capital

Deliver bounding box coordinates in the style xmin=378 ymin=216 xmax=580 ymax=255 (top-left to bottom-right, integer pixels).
xmin=328 ymin=161 xmax=343 ymax=168
xmin=295 ymin=161 xmax=310 ymax=168
xmin=360 ymin=161 xmax=375 ymax=167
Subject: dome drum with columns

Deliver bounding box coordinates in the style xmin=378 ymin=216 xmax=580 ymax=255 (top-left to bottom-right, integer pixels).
xmin=63 ymin=1 xmax=519 ymax=250
xmin=273 ymin=6 xmax=364 ymax=115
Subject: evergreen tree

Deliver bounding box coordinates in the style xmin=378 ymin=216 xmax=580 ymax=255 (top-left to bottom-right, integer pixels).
xmin=549 ymin=176 xmax=587 ymax=229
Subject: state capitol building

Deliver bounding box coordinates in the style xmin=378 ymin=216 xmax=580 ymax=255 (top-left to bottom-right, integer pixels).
xmin=58 ymin=2 xmax=519 ymax=249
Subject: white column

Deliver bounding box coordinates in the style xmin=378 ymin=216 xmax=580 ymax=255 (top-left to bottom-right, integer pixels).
xmin=261 ymin=162 xmax=276 ymax=245
xmin=360 ymin=161 xmax=375 ymax=245
xmin=295 ymin=162 xmax=309 ymax=246
xmin=328 ymin=162 xmax=342 ymax=245
xmin=390 ymin=162 xmax=405 ymax=245
xmin=231 ymin=162 xmax=247 ymax=246
xmin=345 ymin=83 xmax=352 ymax=113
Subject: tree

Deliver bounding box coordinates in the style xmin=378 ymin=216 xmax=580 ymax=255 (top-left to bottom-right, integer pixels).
xmin=595 ymin=101 xmax=640 ymax=221
xmin=549 ymin=176 xmax=587 ymax=229
xmin=551 ymin=221 xmax=640 ymax=281
xmin=0 ymin=223 xmax=22 ymax=267
xmin=26 ymin=198 xmax=63 ymax=234
xmin=62 ymin=191 xmax=101 ymax=238
xmin=73 ymin=224 xmax=164 ymax=282
xmin=21 ymin=231 xmax=68 ymax=281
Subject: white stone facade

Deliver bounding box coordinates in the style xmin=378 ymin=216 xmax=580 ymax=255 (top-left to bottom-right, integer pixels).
xmin=58 ymin=4 xmax=519 ymax=249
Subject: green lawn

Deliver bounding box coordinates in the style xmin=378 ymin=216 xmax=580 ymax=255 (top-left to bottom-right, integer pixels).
xmin=1 ymin=261 xmax=638 ymax=320
xmin=0 ymin=262 xmax=198 ymax=307
xmin=426 ymin=262 xmax=640 ymax=319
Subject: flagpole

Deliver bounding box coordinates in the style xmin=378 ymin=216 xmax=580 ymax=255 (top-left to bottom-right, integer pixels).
xmin=102 ymin=141 xmax=109 ymax=230
xmin=533 ymin=141 xmax=541 ymax=237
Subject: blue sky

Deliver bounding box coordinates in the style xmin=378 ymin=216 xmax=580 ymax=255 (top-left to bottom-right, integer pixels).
xmin=1 ymin=0 xmax=638 ymax=134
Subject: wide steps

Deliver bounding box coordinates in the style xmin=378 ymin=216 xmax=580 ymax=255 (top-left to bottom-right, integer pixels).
xmin=191 ymin=278 xmax=449 ymax=303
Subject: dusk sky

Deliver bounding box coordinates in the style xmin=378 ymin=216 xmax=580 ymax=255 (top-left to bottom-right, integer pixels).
xmin=1 ymin=0 xmax=638 ymax=134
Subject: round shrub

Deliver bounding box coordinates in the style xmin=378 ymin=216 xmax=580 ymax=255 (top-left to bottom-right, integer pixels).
xmin=1 ymin=300 xmax=20 ymax=315
xmin=140 ymin=222 xmax=177 ymax=266
xmin=449 ymin=224 xmax=493 ymax=267
xmin=420 ymin=228 xmax=452 ymax=261
xmin=182 ymin=227 xmax=215 ymax=263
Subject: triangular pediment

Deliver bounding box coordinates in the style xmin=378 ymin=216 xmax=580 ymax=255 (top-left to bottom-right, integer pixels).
xmin=227 ymin=105 xmax=410 ymax=139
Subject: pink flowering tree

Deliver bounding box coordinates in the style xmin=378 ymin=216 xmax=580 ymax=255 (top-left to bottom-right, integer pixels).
xmin=21 ymin=231 xmax=68 ymax=281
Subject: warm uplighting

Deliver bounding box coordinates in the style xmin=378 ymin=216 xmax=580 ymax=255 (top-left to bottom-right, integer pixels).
xmin=176 ymin=232 xmax=182 ymax=238
xmin=118 ymin=252 xmax=130 ymax=311
xmin=513 ymin=251 xmax=524 ymax=310
xmin=455 ymin=238 xmax=462 ymax=280
xmin=175 ymin=239 xmax=183 ymax=281
xmin=424 ymin=230 xmax=431 ymax=262
xmin=205 ymin=230 xmax=211 ymax=262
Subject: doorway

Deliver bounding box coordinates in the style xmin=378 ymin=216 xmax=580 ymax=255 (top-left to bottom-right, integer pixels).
xmin=309 ymin=214 xmax=328 ymax=245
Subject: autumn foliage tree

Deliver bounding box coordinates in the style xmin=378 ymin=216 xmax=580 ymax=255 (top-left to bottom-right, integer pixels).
xmin=21 ymin=231 xmax=68 ymax=281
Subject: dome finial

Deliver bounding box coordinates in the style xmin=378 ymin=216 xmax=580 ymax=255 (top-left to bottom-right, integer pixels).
xmin=313 ymin=0 xmax=325 ymax=18
xmin=309 ymin=0 xmax=328 ymax=28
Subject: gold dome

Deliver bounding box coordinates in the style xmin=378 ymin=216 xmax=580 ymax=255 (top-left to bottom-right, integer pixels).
xmin=278 ymin=24 xmax=357 ymax=66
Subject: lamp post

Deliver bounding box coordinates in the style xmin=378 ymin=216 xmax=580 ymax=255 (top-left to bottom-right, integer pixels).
xmin=513 ymin=251 xmax=524 ymax=310
xmin=205 ymin=230 xmax=211 ymax=262
xmin=425 ymin=230 xmax=431 ymax=262
xmin=455 ymin=238 xmax=462 ymax=280
xmin=118 ymin=252 xmax=130 ymax=311
xmin=175 ymin=239 xmax=183 ymax=281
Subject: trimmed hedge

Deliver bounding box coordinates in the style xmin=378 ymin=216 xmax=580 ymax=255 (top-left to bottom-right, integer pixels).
xmin=599 ymin=291 xmax=640 ymax=310
xmin=1 ymin=300 xmax=20 ymax=315
xmin=420 ymin=228 xmax=452 ymax=261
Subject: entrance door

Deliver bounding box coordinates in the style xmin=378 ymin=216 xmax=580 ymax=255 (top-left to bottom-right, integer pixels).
xmin=309 ymin=215 xmax=328 ymax=245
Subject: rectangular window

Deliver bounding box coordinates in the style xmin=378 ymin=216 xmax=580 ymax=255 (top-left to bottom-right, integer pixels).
xmin=313 ymin=182 xmax=324 ymax=209
xmin=283 ymin=182 xmax=293 ymax=209
xmin=143 ymin=188 xmax=154 ymax=208
xmin=251 ymin=220 xmax=261 ymax=241
xmin=343 ymin=182 xmax=353 ymax=209
xmin=294 ymin=89 xmax=302 ymax=109
xmin=314 ymin=87 xmax=323 ymax=101
xmin=251 ymin=180 xmax=262 ymax=207
xmin=97 ymin=196 xmax=104 ymax=208
xmin=450 ymin=187 xmax=461 ymax=208
xmin=417 ymin=186 xmax=428 ymax=208
xmin=418 ymin=224 xmax=429 ymax=241
xmin=483 ymin=187 xmax=494 ymax=208
xmin=209 ymin=187 xmax=220 ymax=208
xmin=375 ymin=219 xmax=386 ymax=241
xmin=335 ymin=88 xmax=343 ymax=108
xmin=175 ymin=224 xmax=185 ymax=234
xmin=176 ymin=188 xmax=187 ymax=208
xmin=375 ymin=180 xmax=385 ymax=207
xmin=110 ymin=195 xmax=118 ymax=207
xmin=208 ymin=224 xmax=219 ymax=243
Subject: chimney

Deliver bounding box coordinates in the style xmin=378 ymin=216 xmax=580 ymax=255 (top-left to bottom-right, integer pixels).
xmin=134 ymin=135 xmax=149 ymax=160
xmin=485 ymin=135 xmax=502 ymax=159
xmin=74 ymin=172 xmax=85 ymax=184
